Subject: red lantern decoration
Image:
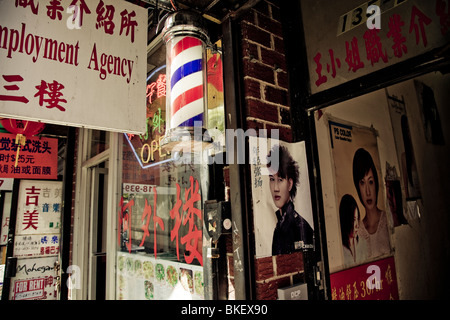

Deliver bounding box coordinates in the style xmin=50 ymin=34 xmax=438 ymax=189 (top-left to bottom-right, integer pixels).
xmin=0 ymin=118 xmax=45 ymax=167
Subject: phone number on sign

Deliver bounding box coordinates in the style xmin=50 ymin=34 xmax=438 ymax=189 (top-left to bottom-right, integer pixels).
xmin=122 ymin=183 xmax=155 ymax=194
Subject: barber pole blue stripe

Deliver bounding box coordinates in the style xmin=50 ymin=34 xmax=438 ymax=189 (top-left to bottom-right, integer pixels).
xmin=170 ymin=59 xmax=203 ymax=89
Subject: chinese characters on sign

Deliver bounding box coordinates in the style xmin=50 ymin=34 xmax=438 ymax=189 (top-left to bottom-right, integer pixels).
xmin=0 ymin=0 xmax=147 ymax=134
xmin=0 ymin=132 xmax=58 ymax=179
xmin=10 ymin=180 xmax=62 ymax=300
xmin=118 ymin=175 xmax=203 ymax=267
xmin=330 ymin=257 xmax=399 ymax=300
xmin=303 ymin=0 xmax=450 ymax=93
xmin=15 ymin=180 xmax=62 ymax=236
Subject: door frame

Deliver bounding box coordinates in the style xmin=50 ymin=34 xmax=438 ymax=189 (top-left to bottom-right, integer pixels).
xmin=72 ymin=128 xmax=121 ymax=300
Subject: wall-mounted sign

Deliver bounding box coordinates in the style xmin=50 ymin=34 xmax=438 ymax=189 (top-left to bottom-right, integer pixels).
xmin=15 ymin=180 xmax=62 ymax=236
xmin=10 ymin=256 xmax=58 ymax=300
xmin=250 ymin=137 xmax=315 ymax=258
xmin=0 ymin=177 xmax=13 ymax=190
xmin=301 ymin=0 xmax=450 ymax=94
xmin=9 ymin=180 xmax=62 ymax=300
xmin=0 ymin=132 xmax=58 ymax=179
xmin=0 ymin=0 xmax=147 ymax=134
xmin=330 ymin=256 xmax=399 ymax=300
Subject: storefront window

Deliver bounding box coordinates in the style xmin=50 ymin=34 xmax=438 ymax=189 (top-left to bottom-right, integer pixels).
xmin=115 ymin=33 xmax=225 ymax=299
xmin=118 ymin=139 xmax=208 ymax=299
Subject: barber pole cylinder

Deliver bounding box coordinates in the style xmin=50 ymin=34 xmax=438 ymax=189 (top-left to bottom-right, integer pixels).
xmin=162 ymin=10 xmax=209 ymax=148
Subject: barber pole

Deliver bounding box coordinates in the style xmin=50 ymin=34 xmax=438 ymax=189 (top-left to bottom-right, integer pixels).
xmin=169 ymin=36 xmax=204 ymax=128
xmin=162 ymin=10 xmax=209 ymax=145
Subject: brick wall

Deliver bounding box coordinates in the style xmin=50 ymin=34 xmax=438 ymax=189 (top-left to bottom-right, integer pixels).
xmin=241 ymin=0 xmax=292 ymax=143
xmin=225 ymin=0 xmax=305 ymax=300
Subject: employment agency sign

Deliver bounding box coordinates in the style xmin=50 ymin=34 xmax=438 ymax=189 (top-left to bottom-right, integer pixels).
xmin=0 ymin=0 xmax=147 ymax=134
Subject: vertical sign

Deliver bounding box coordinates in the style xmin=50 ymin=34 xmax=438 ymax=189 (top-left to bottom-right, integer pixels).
xmin=9 ymin=180 xmax=62 ymax=300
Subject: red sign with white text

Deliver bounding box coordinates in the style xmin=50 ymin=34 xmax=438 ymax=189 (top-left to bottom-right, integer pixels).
xmin=330 ymin=256 xmax=399 ymax=300
xmin=0 ymin=132 xmax=58 ymax=179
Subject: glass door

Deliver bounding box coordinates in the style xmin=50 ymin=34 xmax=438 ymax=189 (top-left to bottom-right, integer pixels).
xmin=87 ymin=164 xmax=108 ymax=300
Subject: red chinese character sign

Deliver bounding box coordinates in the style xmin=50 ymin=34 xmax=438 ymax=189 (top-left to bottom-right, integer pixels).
xmin=117 ymin=158 xmax=207 ymax=300
xmin=1 ymin=118 xmax=45 ymax=167
xmin=118 ymin=176 xmax=203 ymax=266
xmin=330 ymin=257 xmax=399 ymax=300
xmin=301 ymin=0 xmax=450 ymax=94
xmin=0 ymin=0 xmax=147 ymax=134
xmin=0 ymin=132 xmax=58 ymax=179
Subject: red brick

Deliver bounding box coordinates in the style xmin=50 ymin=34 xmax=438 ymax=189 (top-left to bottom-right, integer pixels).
xmin=241 ymin=22 xmax=271 ymax=48
xmin=227 ymin=254 xmax=234 ymax=277
xmin=256 ymin=277 xmax=291 ymax=300
xmin=264 ymin=85 xmax=288 ymax=106
xmin=260 ymin=47 xmax=286 ymax=71
xmin=265 ymin=123 xmax=293 ymax=142
xmin=242 ymin=41 xmax=259 ymax=60
xmin=257 ymin=13 xmax=283 ymax=38
xmin=223 ymin=166 xmax=230 ymax=185
xmin=273 ymin=36 xmax=285 ymax=55
xmin=254 ymin=256 xmax=274 ymax=281
xmin=243 ymin=59 xmax=275 ymax=84
xmin=275 ymin=252 xmax=304 ymax=275
xmin=280 ymin=107 xmax=291 ymax=125
xmin=270 ymin=1 xmax=282 ymax=22
xmin=244 ymin=78 xmax=261 ymax=99
xmin=246 ymin=119 xmax=265 ymax=132
xmin=246 ymin=99 xmax=279 ymax=123
xmin=276 ymin=71 xmax=288 ymax=89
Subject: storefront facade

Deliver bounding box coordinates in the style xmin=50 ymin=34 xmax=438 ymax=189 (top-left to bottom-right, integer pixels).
xmin=2 ymin=0 xmax=449 ymax=301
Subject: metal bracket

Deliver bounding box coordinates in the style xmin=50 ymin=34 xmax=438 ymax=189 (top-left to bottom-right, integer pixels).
xmin=5 ymin=257 xmax=17 ymax=278
xmin=204 ymin=200 xmax=231 ymax=243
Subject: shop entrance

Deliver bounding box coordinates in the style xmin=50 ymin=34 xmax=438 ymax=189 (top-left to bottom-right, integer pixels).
xmin=87 ymin=164 xmax=108 ymax=300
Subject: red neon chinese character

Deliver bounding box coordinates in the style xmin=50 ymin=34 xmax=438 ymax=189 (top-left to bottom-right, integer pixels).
xmin=95 ymin=0 xmax=115 ymax=35
xmin=15 ymin=0 xmax=39 ymax=15
xmin=436 ymin=0 xmax=450 ymax=35
xmin=23 ymin=209 xmax=39 ymax=230
xmin=345 ymin=37 xmax=365 ymax=72
xmin=156 ymin=74 xmax=166 ymax=98
xmin=69 ymin=0 xmax=91 ymax=27
xmin=387 ymin=14 xmax=408 ymax=58
xmin=146 ymin=82 xmax=156 ymax=104
xmin=313 ymin=52 xmax=327 ymax=87
xmin=46 ymin=0 xmax=64 ymax=20
xmin=170 ymin=183 xmax=182 ymax=261
xmin=0 ymin=75 xmax=29 ymax=104
xmin=409 ymin=5 xmax=432 ymax=47
xmin=34 ymin=80 xmax=67 ymax=111
xmin=363 ymin=28 xmax=388 ymax=66
xmin=120 ymin=9 xmax=138 ymax=43
xmin=118 ymin=197 xmax=134 ymax=253
xmin=181 ymin=176 xmax=203 ymax=266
